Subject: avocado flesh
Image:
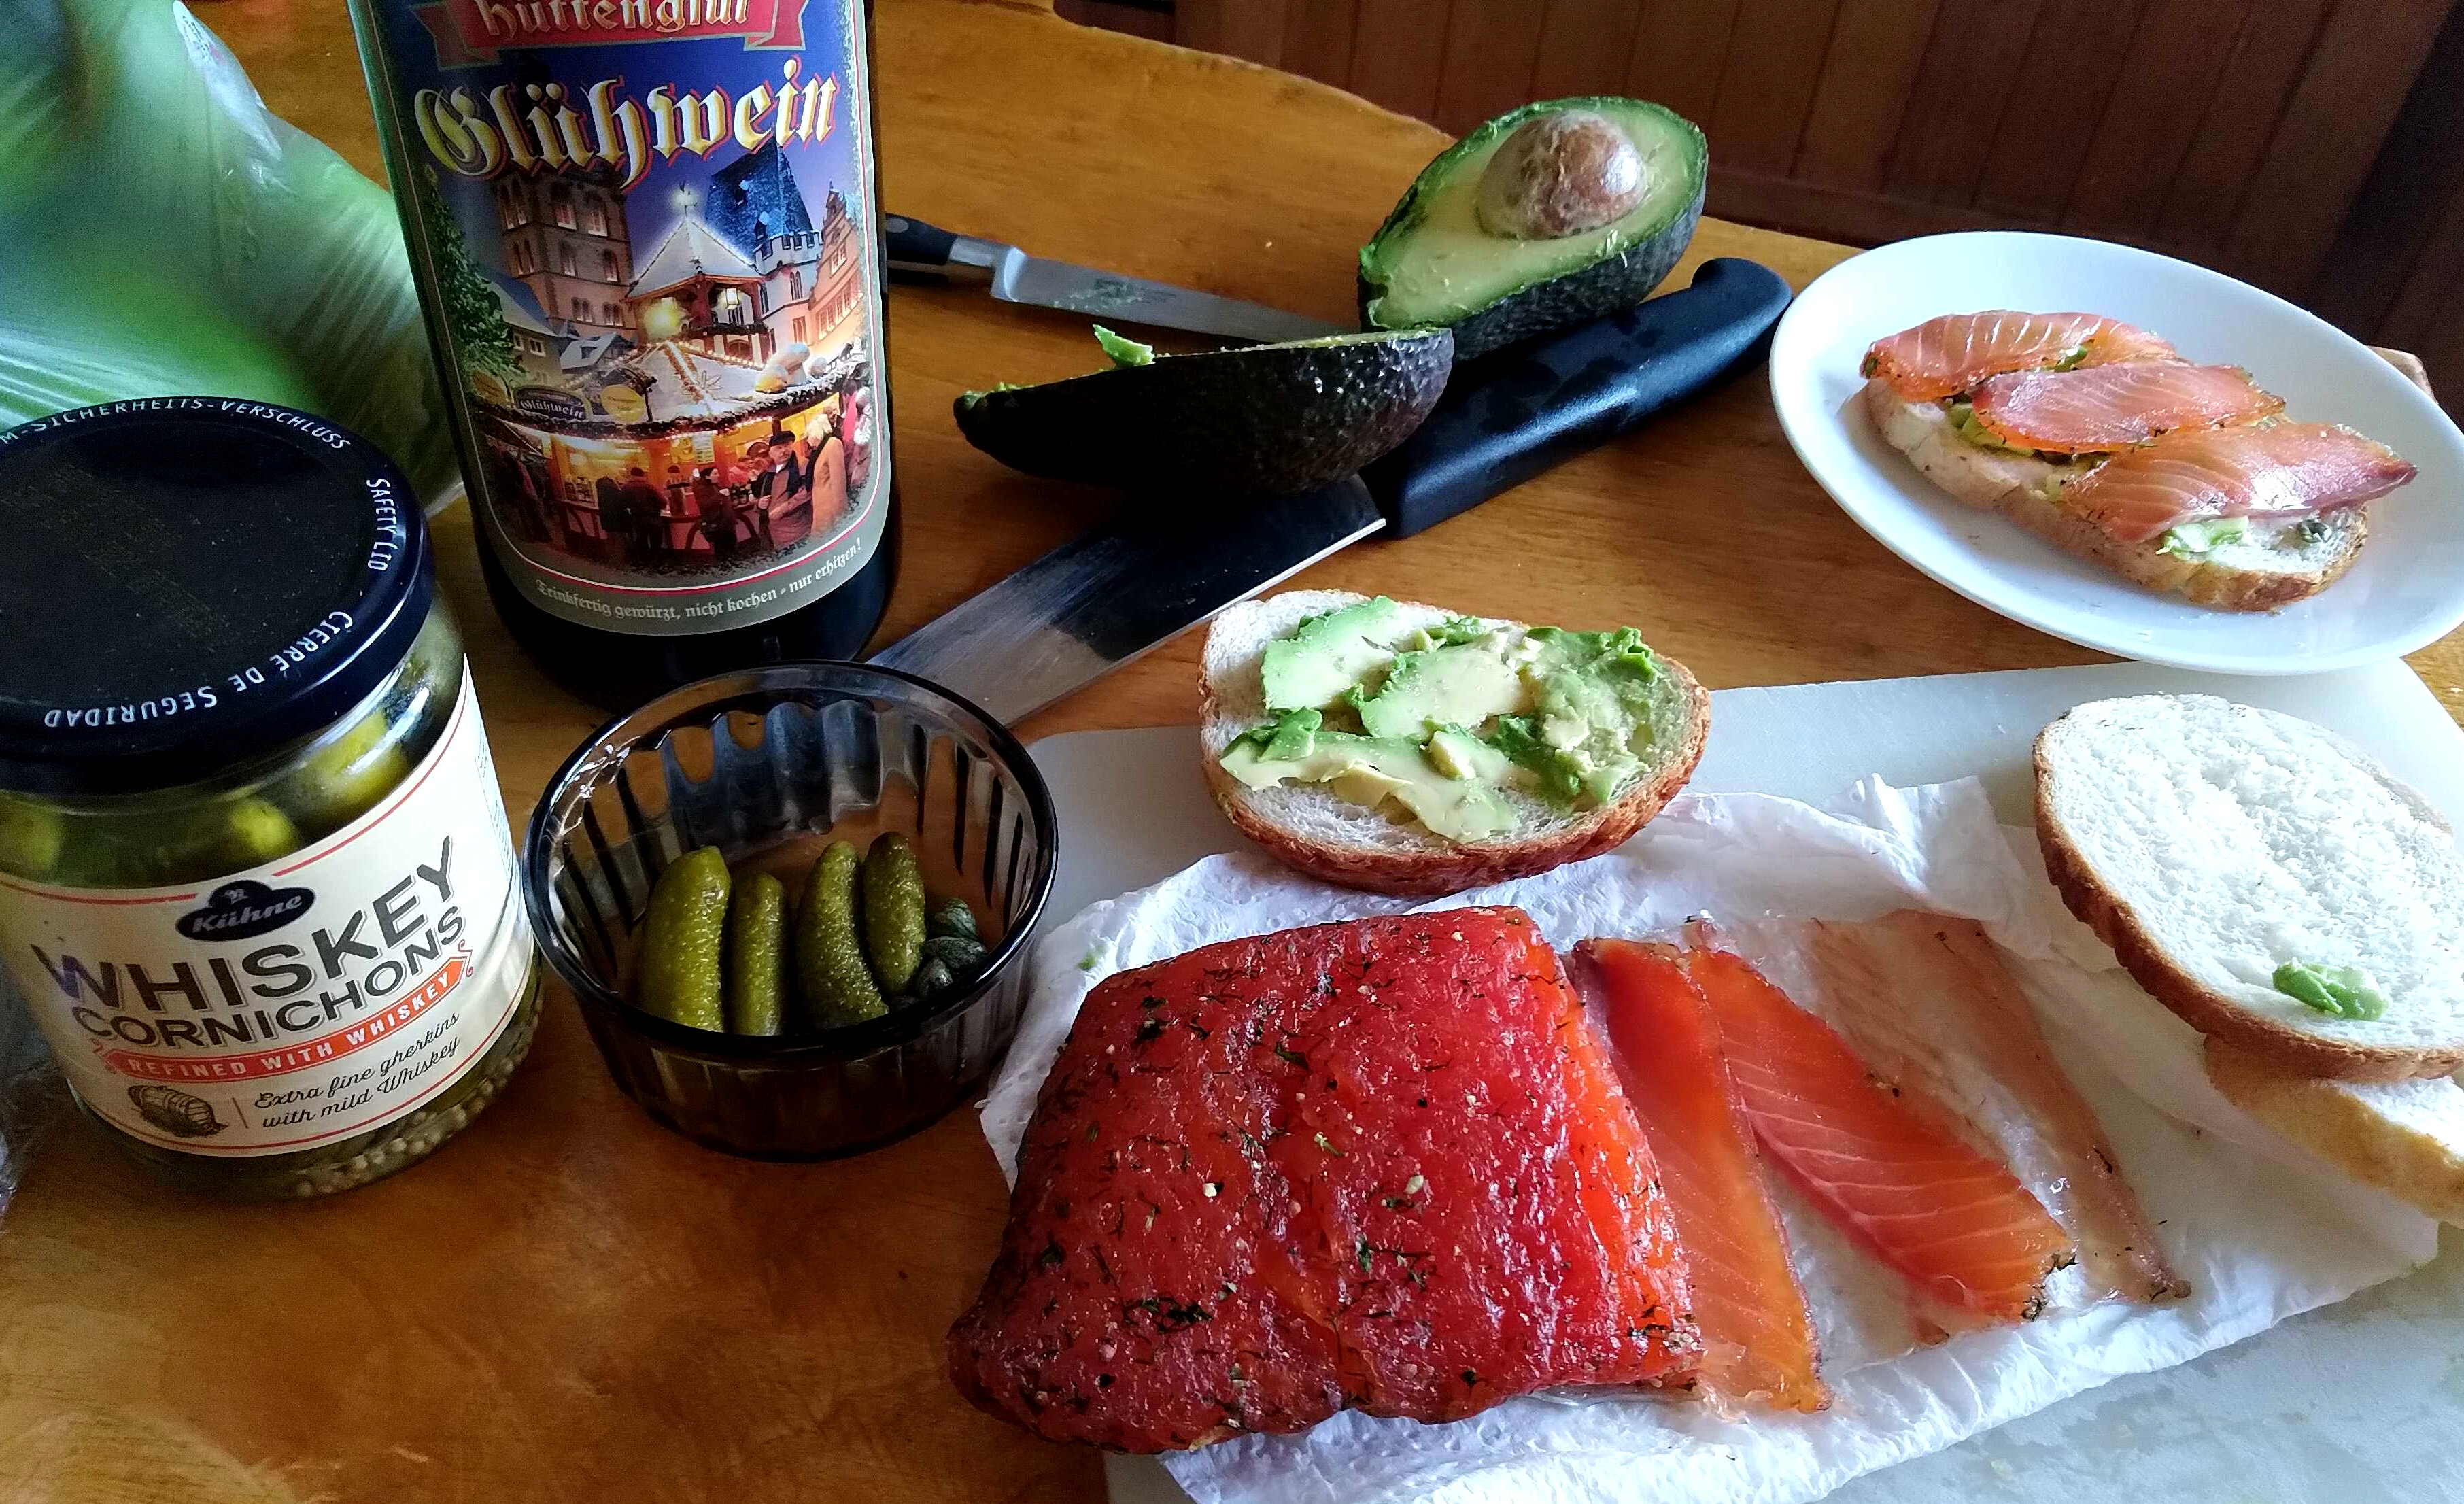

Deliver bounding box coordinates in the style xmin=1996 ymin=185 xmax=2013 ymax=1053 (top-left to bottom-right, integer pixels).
xmin=1091 ymin=325 xmax=1155 ymax=367
xmin=1225 ymin=602 xmax=1679 ymax=842
xmin=1356 ymin=642 xmax=1524 ymax=739
xmin=1265 ymin=598 xmax=1405 ymax=712
xmin=2159 ymin=517 xmax=2249 ymax=556
xmin=1490 ymin=628 xmax=1662 ymax=804
xmin=1221 ymin=725 xmax=1518 ymax=842
xmin=1360 ymin=97 xmax=1707 ymax=359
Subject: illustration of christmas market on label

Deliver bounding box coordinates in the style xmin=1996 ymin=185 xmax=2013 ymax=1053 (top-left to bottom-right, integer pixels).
xmin=401 ymin=1 xmax=882 ymax=585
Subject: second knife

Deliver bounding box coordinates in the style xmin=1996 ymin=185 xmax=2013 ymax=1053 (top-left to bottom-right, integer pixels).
xmin=884 ymin=212 xmax=1346 ymax=345
xmin=868 ymin=258 xmax=1794 ymax=723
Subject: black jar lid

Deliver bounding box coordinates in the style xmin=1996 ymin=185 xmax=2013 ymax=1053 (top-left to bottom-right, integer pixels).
xmin=0 ymin=399 xmax=434 ymax=798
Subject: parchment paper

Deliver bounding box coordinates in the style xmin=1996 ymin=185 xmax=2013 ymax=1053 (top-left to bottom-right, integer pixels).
xmin=978 ymin=779 xmax=2437 ymax=1504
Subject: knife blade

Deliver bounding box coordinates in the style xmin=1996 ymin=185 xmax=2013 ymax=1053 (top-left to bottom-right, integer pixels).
xmin=869 ymin=258 xmax=1794 ymax=723
xmin=884 ymin=213 xmax=1346 ymax=344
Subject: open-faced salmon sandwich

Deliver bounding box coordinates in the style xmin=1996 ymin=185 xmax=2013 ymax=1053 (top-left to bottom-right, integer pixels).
xmin=1861 ymin=311 xmax=2416 ymax=611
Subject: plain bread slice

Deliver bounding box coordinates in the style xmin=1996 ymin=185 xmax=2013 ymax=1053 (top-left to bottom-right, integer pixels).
xmin=2036 ymin=693 xmax=2464 ymax=1080
xmin=2207 ymin=1040 xmax=2464 ymax=1225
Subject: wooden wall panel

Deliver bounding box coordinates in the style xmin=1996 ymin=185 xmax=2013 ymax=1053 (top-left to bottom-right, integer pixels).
xmin=2150 ymin=1 xmax=2331 ymax=257
xmin=2316 ymin=1 xmax=2464 ymax=341
xmin=1707 ymin=0 xmax=1842 ymax=174
xmin=1433 ymin=0 xmax=1550 ymax=133
xmin=1790 ymin=0 xmax=1938 ymax=191
xmin=1968 ymin=0 xmax=2146 ymax=221
xmin=1881 ymin=3 xmax=2042 ymax=208
xmin=1053 ymin=1 xmax=1174 ymax=42
xmin=2059 ymin=0 xmax=2244 ymax=241
xmin=1173 ymin=0 xmax=1287 ymax=64
xmin=1123 ymin=0 xmax=2461 ymax=360
xmin=2217 ymin=0 xmax=2451 ymax=296
xmin=2379 ymin=188 xmax=2464 ymax=362
xmin=1341 ymin=0 xmax=1454 ymax=120
xmin=1278 ymin=0 xmax=1361 ymax=88
xmin=1529 ymin=0 xmax=1647 ymax=100
xmin=1620 ymin=0 xmax=1737 ymax=130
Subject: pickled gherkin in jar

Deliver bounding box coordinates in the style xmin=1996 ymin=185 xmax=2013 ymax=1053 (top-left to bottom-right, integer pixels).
xmin=0 ymin=401 xmax=540 ymax=1200
xmin=0 ymin=795 xmax=62 ymax=881
xmin=724 ymin=873 xmax=790 ymax=1037
xmin=927 ymin=897 xmax=980 ymax=944
xmin=286 ymin=703 xmax=415 ymax=835
xmin=220 ymin=798 xmax=302 ymax=868
xmin=617 ymin=827 xmax=1010 ymax=1036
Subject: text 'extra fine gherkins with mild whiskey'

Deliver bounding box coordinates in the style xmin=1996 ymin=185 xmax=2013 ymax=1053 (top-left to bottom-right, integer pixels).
xmin=345 ymin=0 xmax=898 ymax=707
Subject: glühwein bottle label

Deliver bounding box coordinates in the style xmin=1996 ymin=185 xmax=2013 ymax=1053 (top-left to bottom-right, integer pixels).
xmin=356 ymin=0 xmax=890 ymax=634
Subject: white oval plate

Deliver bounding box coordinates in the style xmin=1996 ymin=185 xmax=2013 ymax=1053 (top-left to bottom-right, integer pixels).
xmin=1768 ymin=230 xmax=2464 ymax=674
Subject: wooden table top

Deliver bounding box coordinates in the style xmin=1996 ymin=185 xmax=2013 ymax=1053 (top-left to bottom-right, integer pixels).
xmin=4 ymin=1 xmax=2458 ymax=1499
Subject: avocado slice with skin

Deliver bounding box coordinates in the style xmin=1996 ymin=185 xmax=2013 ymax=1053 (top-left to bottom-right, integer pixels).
xmin=955 ymin=326 xmax=1454 ymax=497
xmin=1091 ymin=325 xmax=1154 ymax=367
xmin=1358 ymin=96 xmax=1707 ymax=360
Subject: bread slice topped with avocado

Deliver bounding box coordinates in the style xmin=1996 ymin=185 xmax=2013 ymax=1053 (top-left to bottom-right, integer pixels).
xmin=2035 ymin=694 xmax=2464 ymax=1081
xmin=1201 ymin=591 xmax=1707 ymax=896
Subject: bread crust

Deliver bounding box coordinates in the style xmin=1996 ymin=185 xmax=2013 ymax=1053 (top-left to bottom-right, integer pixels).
xmin=2206 ymin=1039 xmax=2464 ymax=1225
xmin=1200 ymin=638 xmax=1710 ymax=899
xmin=2033 ymin=728 xmax=2464 ymax=1082
xmin=1862 ymin=378 xmax=2365 ymax=612
xmin=1862 ymin=377 xmax=2049 ymax=511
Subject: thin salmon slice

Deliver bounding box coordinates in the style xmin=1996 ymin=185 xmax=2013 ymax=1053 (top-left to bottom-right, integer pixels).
xmin=1725 ymin=913 xmax=2187 ymax=1305
xmin=1683 ymin=942 xmax=2074 ymax=1322
xmin=1577 ymin=940 xmax=1830 ymax=1414
xmin=1862 ymin=311 xmax=2178 ymax=400
xmin=2066 ymin=421 xmax=2416 ymax=543
xmin=1970 ymin=363 xmax=2282 ymax=454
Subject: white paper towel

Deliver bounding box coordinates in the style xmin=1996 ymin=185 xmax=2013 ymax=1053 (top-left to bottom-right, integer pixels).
xmin=978 ymin=779 xmax=2438 ymax=1504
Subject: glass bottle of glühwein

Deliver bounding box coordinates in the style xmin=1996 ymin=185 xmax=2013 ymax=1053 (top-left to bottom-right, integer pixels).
xmin=345 ymin=0 xmax=897 ymax=708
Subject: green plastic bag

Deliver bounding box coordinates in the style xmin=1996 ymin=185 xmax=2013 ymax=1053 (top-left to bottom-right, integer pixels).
xmin=0 ymin=0 xmax=457 ymax=503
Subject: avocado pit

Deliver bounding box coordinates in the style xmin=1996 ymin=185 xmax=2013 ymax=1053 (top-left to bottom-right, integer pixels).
xmin=1474 ymin=110 xmax=1647 ymax=240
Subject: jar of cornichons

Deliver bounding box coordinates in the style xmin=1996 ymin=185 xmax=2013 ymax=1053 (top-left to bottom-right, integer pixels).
xmin=0 ymin=399 xmax=541 ymax=1199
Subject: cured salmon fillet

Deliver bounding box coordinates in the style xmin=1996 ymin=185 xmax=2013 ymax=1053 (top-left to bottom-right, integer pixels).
xmin=1684 ymin=942 xmax=2075 ymax=1322
xmin=2066 ymin=420 xmax=2417 ymax=543
xmin=1577 ymin=940 xmax=1830 ymax=1413
xmin=1721 ymin=913 xmax=2187 ymax=1306
xmin=948 ymin=909 xmax=1699 ymax=1452
xmin=1862 ymin=311 xmax=2178 ymax=400
xmin=1970 ymin=363 xmax=2283 ymax=454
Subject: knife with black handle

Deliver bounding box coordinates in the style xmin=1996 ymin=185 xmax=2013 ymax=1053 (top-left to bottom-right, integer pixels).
xmin=869 ymin=258 xmax=1793 ymax=723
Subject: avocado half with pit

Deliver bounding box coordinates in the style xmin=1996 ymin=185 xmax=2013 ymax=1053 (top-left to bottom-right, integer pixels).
xmin=954 ymin=326 xmax=1453 ymax=496
xmin=1359 ymin=97 xmax=1707 ymax=360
